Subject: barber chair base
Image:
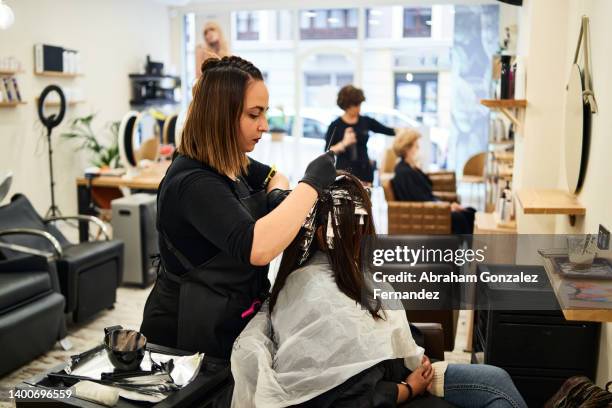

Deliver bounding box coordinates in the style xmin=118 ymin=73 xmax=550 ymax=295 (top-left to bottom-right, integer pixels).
xmin=58 ymin=242 xmax=122 ymax=322
xmin=0 ymin=292 xmax=65 ymax=376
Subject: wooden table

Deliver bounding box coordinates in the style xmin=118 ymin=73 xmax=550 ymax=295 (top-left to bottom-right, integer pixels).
xmin=76 ymin=162 xmax=170 ymax=241
xmin=541 ymin=256 xmax=612 ymax=322
xmin=76 ymin=162 xmax=170 ymax=190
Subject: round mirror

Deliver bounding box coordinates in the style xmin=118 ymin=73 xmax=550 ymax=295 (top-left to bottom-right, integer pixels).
xmin=119 ymin=111 xmax=161 ymax=176
xmin=162 ymin=113 xmax=178 ymax=145
xmin=564 ymin=64 xmax=589 ymax=194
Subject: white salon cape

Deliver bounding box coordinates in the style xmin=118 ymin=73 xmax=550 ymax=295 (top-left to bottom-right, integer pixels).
xmin=231 ymin=251 xmax=424 ymax=408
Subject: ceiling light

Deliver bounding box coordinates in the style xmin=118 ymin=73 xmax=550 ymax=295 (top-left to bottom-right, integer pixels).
xmin=425 ymin=20 xmax=432 ymax=26
xmin=370 ymin=9 xmax=383 ymax=16
xmin=405 ymin=73 xmax=414 ymax=82
xmin=327 ymin=17 xmax=339 ymax=24
xmin=369 ymin=19 xmax=380 ymax=25
xmin=304 ymin=11 xmax=317 ymax=18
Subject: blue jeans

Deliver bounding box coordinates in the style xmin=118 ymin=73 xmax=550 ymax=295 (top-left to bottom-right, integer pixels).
xmin=443 ymin=364 xmax=527 ymax=408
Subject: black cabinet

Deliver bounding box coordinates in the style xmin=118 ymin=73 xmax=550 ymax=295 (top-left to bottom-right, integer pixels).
xmin=472 ymin=264 xmax=601 ymax=407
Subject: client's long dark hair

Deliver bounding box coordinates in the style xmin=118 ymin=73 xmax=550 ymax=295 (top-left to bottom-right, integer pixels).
xmin=269 ymin=172 xmax=384 ymax=320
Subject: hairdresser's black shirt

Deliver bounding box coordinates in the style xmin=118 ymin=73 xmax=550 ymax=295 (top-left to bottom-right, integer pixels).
xmin=324 ymin=115 xmax=395 ymax=182
xmin=157 ymin=154 xmax=271 ymax=276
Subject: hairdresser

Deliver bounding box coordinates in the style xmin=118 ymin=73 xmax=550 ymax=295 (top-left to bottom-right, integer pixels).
xmin=140 ymin=56 xmax=336 ymax=359
xmin=325 ymin=85 xmax=396 ymax=186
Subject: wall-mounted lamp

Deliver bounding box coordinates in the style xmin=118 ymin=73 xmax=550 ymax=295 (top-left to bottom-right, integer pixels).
xmin=0 ymin=1 xmax=14 ymax=30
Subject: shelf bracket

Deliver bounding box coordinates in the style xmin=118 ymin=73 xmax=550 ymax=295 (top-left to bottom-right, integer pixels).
xmin=499 ymin=107 xmax=520 ymax=128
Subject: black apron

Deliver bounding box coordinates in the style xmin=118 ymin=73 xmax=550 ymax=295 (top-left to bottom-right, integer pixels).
xmin=146 ymin=171 xmax=270 ymax=360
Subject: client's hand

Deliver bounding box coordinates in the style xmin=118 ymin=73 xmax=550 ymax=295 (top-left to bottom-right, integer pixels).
xmin=450 ymin=202 xmax=464 ymax=212
xmin=405 ymin=365 xmax=435 ymax=397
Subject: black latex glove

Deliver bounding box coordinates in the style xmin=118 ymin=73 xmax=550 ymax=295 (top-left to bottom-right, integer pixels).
xmin=299 ymin=151 xmax=336 ymax=196
xmin=267 ymin=188 xmax=290 ymax=211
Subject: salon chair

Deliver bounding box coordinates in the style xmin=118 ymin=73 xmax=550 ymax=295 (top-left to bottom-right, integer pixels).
xmin=379 ymin=149 xmax=459 ymax=203
xmin=0 ymin=249 xmax=66 ymax=376
xmin=383 ymin=180 xmax=452 ymax=235
xmin=0 ymin=194 xmax=123 ymax=323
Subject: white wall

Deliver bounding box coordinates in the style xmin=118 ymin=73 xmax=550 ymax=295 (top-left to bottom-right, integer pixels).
xmin=0 ymin=0 xmax=172 ymax=215
xmin=516 ymin=0 xmax=612 ymax=386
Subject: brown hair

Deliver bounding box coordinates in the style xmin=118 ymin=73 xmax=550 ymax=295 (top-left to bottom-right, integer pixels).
xmin=337 ymin=85 xmax=365 ymax=110
xmin=269 ymin=171 xmax=384 ymax=320
xmin=392 ymin=128 xmax=421 ymax=158
xmin=178 ymin=56 xmax=263 ymax=177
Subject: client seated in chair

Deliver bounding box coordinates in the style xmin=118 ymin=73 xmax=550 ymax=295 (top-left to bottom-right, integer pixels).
xmin=231 ymin=172 xmax=526 ymax=408
xmin=392 ymin=129 xmax=476 ymax=235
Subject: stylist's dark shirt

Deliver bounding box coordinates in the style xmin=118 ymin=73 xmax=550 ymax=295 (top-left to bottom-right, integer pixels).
xmin=324 ymin=115 xmax=394 ymax=182
xmin=391 ymin=161 xmax=437 ymax=202
xmin=157 ymin=154 xmax=271 ymax=275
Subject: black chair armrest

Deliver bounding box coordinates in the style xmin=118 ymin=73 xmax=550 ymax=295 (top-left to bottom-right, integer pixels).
xmin=45 ymin=215 xmax=110 ymax=241
xmin=0 ymin=253 xmax=49 ymax=273
xmin=412 ymin=322 xmax=445 ymax=361
xmin=0 ymin=229 xmax=63 ymax=257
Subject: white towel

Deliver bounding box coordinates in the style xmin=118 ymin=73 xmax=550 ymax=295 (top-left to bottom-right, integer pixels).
xmin=430 ymin=361 xmax=449 ymax=397
xmin=74 ymin=380 xmax=119 ymax=407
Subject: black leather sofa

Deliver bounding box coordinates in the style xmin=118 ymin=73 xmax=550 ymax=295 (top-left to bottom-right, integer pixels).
xmin=0 ymin=194 xmax=124 ymax=322
xmin=0 ymin=251 xmax=66 ymax=377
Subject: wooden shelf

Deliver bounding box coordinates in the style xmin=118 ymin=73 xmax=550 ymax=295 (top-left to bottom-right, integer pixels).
xmin=487 ymin=172 xmax=513 ymax=179
xmin=0 ymin=101 xmax=27 ymax=107
xmin=0 ymin=70 xmax=25 ymax=76
xmin=516 ymin=189 xmax=586 ymax=215
xmin=481 ymin=99 xmax=527 ymax=129
xmin=35 ymin=71 xmax=83 ymax=78
xmin=541 ymin=257 xmax=612 ymax=322
xmin=493 ymin=152 xmax=514 ymax=162
xmin=480 ymin=99 xmax=527 ymax=108
xmin=488 ymin=140 xmax=514 ymax=147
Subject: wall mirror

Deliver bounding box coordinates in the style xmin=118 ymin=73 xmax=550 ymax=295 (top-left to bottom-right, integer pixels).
xmin=119 ymin=111 xmax=161 ymax=176
xmin=564 ymin=16 xmax=597 ymax=194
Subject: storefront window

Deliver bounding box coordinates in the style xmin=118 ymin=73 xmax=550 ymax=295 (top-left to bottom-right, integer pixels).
xmin=304 ymin=71 xmax=353 ymax=108
xmin=403 ymin=7 xmax=432 ymax=38
xmin=366 ymin=7 xmax=392 ymax=39
xmin=394 ymin=72 xmax=438 ymax=124
xmin=236 ymin=11 xmax=259 ymax=40
xmin=299 ymin=9 xmax=358 ymax=40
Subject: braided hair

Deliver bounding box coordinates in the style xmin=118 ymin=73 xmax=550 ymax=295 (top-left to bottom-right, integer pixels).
xmin=200 ymin=55 xmax=263 ymax=81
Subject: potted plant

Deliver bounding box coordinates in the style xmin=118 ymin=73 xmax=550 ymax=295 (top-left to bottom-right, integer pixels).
xmin=61 ymin=113 xmax=121 ymax=170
